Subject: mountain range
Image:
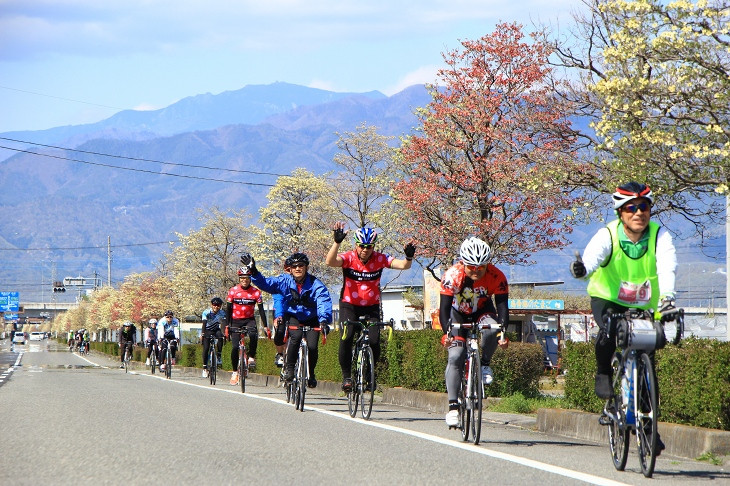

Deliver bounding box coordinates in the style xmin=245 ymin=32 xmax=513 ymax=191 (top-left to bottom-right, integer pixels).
xmin=1 ymin=82 xmax=725 ymax=306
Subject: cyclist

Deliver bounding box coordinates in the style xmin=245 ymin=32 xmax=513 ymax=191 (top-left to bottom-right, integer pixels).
xmin=241 ymin=251 xmax=332 ymax=389
xmin=118 ymin=321 xmax=137 ymax=368
xmin=226 ymin=267 xmax=270 ymax=386
xmin=82 ymin=329 xmax=90 ymax=353
xmin=144 ymin=318 xmax=159 ymax=366
xmin=157 ymin=310 xmax=180 ymax=372
xmin=201 ymin=297 xmax=226 ymax=378
xmin=75 ymin=329 xmax=84 ymax=350
xmin=570 ymin=182 xmax=677 ymax=454
xmin=325 ymin=223 xmax=416 ymax=392
xmin=67 ymin=329 xmax=75 ymax=349
xmin=439 ymin=236 xmax=509 ymax=427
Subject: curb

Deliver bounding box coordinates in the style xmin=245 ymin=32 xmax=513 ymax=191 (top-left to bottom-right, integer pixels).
xmin=537 ymin=408 xmax=730 ymax=460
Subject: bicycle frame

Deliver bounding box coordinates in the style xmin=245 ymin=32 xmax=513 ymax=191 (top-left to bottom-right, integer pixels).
xmin=602 ymin=308 xmax=684 ymax=478
xmin=160 ymin=338 xmax=176 ymax=379
xmin=289 ymin=324 xmax=321 ymax=412
xmin=345 ymin=318 xmax=394 ymax=420
xmin=208 ymin=336 xmax=218 ymax=385
xmin=449 ymin=317 xmax=501 ymax=445
xmin=236 ymin=330 xmax=250 ymax=393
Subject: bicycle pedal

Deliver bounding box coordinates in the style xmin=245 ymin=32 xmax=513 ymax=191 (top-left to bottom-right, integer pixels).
xmin=598 ymin=415 xmax=611 ymax=426
xmin=448 ymin=425 xmax=458 ymax=430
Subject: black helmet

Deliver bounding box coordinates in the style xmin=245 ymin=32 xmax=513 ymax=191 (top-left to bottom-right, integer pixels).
xmin=211 ymin=297 xmax=223 ymax=306
xmin=164 ymin=310 xmax=174 ymax=317
xmin=287 ymin=252 xmax=309 ymax=266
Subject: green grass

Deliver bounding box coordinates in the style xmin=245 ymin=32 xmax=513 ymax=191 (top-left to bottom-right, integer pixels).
xmin=696 ymin=452 xmax=724 ymax=465
xmin=487 ymin=392 xmax=571 ymax=415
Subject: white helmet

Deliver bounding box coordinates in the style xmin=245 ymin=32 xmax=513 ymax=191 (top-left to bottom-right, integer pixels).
xmin=612 ymin=182 xmax=653 ymax=209
xmin=148 ymin=318 xmax=157 ymax=325
xmin=459 ymin=237 xmax=491 ymax=266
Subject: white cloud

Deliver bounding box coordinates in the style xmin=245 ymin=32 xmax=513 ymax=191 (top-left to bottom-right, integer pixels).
xmin=383 ymin=66 xmax=440 ymax=96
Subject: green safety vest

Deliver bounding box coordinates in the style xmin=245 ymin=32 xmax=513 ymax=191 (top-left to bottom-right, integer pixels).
xmin=586 ymin=220 xmax=660 ymax=311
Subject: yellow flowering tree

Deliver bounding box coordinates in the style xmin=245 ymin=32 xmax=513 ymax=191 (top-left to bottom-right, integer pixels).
xmin=548 ymin=0 xmax=730 ymax=230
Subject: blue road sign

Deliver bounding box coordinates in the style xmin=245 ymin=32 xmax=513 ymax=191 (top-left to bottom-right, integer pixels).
xmin=0 ymin=292 xmax=19 ymax=312
xmin=508 ymin=299 xmax=564 ymax=311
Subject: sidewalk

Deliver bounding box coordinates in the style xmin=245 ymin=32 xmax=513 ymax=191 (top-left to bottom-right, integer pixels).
xmin=98 ymin=352 xmax=730 ymax=461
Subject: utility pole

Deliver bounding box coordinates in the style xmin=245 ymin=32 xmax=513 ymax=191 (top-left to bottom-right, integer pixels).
xmin=107 ymin=235 xmax=112 ymax=286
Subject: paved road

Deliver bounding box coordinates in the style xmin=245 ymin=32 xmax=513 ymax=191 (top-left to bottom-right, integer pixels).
xmin=0 ymin=339 xmax=727 ymax=485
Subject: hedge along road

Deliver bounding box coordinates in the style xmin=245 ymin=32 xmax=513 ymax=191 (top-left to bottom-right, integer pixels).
xmin=0 ymin=340 xmax=725 ymax=485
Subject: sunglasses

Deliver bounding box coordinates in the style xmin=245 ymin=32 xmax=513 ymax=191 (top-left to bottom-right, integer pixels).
xmin=623 ymin=202 xmax=650 ymax=213
xmin=357 ymin=244 xmax=374 ymax=249
xmin=465 ymin=264 xmax=486 ymax=271
xmin=290 ymin=263 xmax=307 ymax=269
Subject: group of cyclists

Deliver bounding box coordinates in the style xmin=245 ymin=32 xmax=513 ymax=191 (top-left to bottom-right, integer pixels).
xmin=67 ymin=328 xmax=90 ymax=353
xmin=72 ymin=182 xmax=678 ymax=440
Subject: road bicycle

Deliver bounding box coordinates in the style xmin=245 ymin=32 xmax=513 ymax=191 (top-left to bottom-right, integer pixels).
xmin=287 ymin=324 xmax=324 ymax=412
xmin=449 ymin=316 xmax=503 ymax=445
xmin=122 ymin=342 xmax=132 ymax=373
xmin=207 ymin=336 xmax=219 ymax=385
xmin=345 ymin=317 xmax=394 ymax=420
xmin=600 ymin=307 xmax=684 ymax=478
xmin=232 ymin=328 xmax=254 ymax=393
xmin=147 ymin=341 xmax=158 ymax=374
xmin=160 ymin=338 xmax=176 ymax=379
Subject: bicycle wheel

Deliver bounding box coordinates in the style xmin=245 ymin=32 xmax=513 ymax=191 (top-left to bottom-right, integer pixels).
xmin=347 ymin=349 xmax=360 ymax=418
xmin=636 ymin=353 xmax=658 ymax=478
xmin=296 ymin=344 xmax=307 ymax=412
xmin=459 ymin=362 xmax=470 ymax=442
xmin=124 ymin=349 xmax=129 ymax=373
xmin=608 ymin=353 xmax=629 ymax=471
xmin=469 ymin=354 xmax=483 ymax=444
xmin=360 ymin=346 xmax=375 ymax=420
xmin=150 ymin=349 xmax=156 ymax=374
xmin=209 ymin=346 xmax=217 ymax=385
xmin=165 ymin=348 xmax=172 ymax=379
xmin=240 ymin=346 xmax=248 ymax=393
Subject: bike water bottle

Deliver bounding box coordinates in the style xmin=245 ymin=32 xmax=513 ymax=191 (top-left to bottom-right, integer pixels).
xmin=624 ymin=357 xmax=635 ymax=425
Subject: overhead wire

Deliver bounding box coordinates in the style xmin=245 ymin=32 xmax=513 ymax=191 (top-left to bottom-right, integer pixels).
xmin=0 ymin=136 xmax=289 ymax=178
xmin=0 ymin=144 xmax=275 ymax=186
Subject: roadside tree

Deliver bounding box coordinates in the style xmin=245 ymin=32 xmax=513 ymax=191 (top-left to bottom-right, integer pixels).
xmin=393 ymin=22 xmax=585 ymax=278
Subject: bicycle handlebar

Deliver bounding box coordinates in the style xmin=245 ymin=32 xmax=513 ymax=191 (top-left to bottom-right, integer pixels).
xmin=343 ymin=318 xmax=395 ymax=328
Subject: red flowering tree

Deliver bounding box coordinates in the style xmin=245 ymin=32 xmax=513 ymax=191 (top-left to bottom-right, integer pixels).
xmin=393 ymin=23 xmax=585 ymax=277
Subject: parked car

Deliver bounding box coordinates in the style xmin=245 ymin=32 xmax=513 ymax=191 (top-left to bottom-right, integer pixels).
xmin=30 ymin=332 xmax=44 ymax=341
xmin=12 ymin=332 xmax=26 ymax=345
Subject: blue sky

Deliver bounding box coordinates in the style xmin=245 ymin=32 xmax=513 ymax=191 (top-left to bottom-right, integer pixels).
xmin=0 ymin=0 xmax=581 ymax=133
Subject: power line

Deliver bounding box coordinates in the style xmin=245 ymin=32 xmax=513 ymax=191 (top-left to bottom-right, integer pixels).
xmin=0 ymin=241 xmax=174 ymax=251
xmin=0 ymin=85 xmax=125 ymax=110
xmin=0 ymin=145 xmax=275 ymax=186
xmin=0 ymin=136 xmax=290 ymax=178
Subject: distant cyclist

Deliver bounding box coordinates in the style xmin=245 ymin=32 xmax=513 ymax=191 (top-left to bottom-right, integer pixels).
xmin=226 ymin=267 xmax=270 ymax=386
xmin=118 ymin=321 xmax=137 ymax=368
xmin=201 ymin=297 xmax=226 ymax=378
xmin=144 ymin=318 xmax=159 ymax=366
xmin=157 ymin=310 xmax=180 ymax=371
xmin=241 ymin=252 xmax=332 ymax=389
xmin=325 ymin=223 xmax=416 ymax=392
xmin=439 ymin=237 xmax=509 ymax=427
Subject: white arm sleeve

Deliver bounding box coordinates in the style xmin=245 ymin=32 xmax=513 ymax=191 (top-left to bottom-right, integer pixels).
xmin=580 ymin=227 xmax=612 ymax=277
xmin=656 ymin=228 xmax=677 ymax=299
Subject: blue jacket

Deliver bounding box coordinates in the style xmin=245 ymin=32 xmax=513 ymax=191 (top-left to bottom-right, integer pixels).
xmin=251 ymin=271 xmax=332 ymax=324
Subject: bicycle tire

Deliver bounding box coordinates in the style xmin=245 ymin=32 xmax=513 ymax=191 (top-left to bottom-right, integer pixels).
xmin=209 ymin=345 xmax=217 ymax=385
xmin=165 ymin=348 xmax=172 ymax=379
xmin=150 ymin=349 xmax=156 ymax=374
xmin=296 ymin=344 xmax=307 ymax=411
xmin=348 ymin=347 xmax=360 ymax=417
xmin=240 ymin=346 xmax=248 ymax=393
xmin=470 ymin=353 xmax=483 ymax=444
xmin=460 ymin=362 xmax=470 ymax=442
xmin=608 ymin=353 xmax=629 ymax=471
xmin=637 ymin=352 xmax=658 ymax=478
xmin=124 ymin=348 xmax=130 ymax=373
xmin=360 ymin=346 xmax=375 ymax=420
